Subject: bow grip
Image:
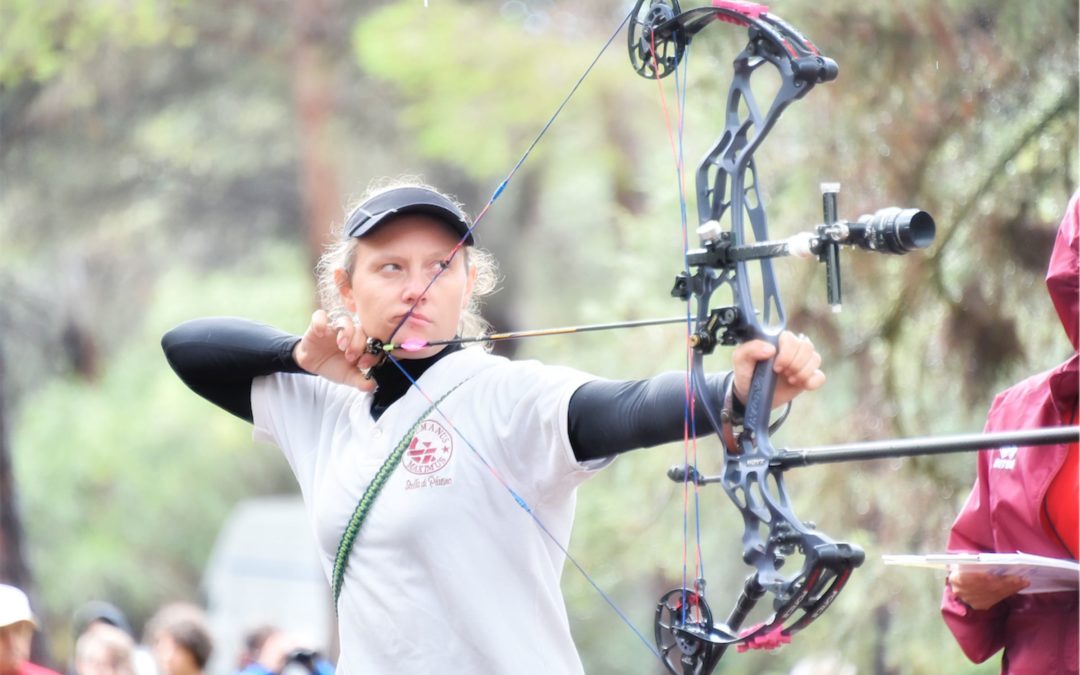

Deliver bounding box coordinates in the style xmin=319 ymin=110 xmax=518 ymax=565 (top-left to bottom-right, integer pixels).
xmin=740 ymin=332 xmax=780 ymax=445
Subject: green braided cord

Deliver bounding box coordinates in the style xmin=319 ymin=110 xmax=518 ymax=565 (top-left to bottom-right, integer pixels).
xmin=332 ymin=379 xmax=471 ymax=608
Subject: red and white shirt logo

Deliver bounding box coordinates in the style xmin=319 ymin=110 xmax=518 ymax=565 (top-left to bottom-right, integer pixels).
xmin=403 ymin=419 xmax=453 ymax=475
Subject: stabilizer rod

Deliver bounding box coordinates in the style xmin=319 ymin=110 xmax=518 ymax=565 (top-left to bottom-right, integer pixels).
xmin=772 ymin=426 xmax=1080 ymax=468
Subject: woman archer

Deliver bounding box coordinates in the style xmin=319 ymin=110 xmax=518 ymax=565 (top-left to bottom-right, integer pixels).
xmin=162 ymin=180 xmax=825 ymax=674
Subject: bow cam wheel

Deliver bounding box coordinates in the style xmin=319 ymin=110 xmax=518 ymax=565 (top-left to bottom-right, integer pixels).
xmin=628 ymin=0 xmax=686 ymax=79
xmin=654 ymin=587 xmax=719 ymax=675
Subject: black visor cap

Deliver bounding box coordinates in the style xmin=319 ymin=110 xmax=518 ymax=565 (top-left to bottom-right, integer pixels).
xmin=344 ymin=187 xmax=474 ymax=245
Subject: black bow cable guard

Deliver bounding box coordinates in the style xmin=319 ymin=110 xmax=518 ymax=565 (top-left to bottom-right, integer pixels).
xmin=624 ymin=2 xmax=1079 ymax=674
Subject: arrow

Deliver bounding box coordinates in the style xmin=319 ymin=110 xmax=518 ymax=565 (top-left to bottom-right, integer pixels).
xmin=378 ymin=316 xmax=689 ymax=352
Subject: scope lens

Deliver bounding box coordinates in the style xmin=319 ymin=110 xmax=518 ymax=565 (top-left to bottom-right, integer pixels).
xmin=895 ymin=209 xmax=935 ymax=251
xmin=852 ymin=208 xmax=936 ymax=254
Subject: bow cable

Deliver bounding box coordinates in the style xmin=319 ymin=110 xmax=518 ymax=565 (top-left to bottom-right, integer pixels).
xmin=647 ymin=23 xmax=711 ymax=631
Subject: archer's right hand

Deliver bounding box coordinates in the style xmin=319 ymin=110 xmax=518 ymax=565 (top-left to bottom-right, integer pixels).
xmin=292 ymin=310 xmax=381 ymax=392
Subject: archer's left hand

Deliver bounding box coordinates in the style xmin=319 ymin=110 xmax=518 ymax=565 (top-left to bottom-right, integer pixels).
xmin=732 ymin=331 xmax=825 ymax=409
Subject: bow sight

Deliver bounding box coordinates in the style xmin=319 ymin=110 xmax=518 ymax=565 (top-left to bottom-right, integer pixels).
xmin=674 ymin=185 xmax=938 ymax=352
xmin=812 ymin=185 xmax=936 ymax=310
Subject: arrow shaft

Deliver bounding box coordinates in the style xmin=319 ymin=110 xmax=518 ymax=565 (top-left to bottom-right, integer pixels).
xmin=395 ymin=316 xmax=689 ymax=351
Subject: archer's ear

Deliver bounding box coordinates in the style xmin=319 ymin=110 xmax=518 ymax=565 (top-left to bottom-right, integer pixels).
xmin=462 ymin=264 xmax=478 ymax=308
xmin=335 ymin=268 xmax=356 ymax=312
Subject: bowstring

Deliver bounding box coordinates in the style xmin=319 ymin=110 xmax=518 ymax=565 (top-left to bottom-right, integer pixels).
xmin=648 ymin=27 xmax=705 ymax=629
xmin=677 ymin=41 xmax=708 ymax=627
xmin=369 ymin=5 xmax=667 ymax=666
xmin=383 ymin=9 xmax=634 ymax=349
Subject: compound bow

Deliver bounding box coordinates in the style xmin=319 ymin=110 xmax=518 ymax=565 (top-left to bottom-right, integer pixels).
xmin=366 ymin=2 xmax=1078 ymax=673
xmin=628 ymin=1 xmax=917 ymax=672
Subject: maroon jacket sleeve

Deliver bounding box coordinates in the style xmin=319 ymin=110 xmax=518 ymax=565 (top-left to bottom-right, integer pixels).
xmin=940 ymin=436 xmax=1010 ymax=663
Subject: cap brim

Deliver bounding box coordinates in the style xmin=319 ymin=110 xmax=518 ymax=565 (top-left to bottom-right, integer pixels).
xmin=345 ymin=187 xmax=474 ymax=245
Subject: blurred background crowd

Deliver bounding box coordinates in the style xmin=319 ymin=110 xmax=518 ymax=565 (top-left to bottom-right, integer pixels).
xmin=2 ymin=582 xmax=333 ymax=675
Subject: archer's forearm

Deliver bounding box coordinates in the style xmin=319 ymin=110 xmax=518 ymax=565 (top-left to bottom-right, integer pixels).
xmin=162 ymin=317 xmax=306 ymax=422
xmin=568 ymin=372 xmax=730 ymax=461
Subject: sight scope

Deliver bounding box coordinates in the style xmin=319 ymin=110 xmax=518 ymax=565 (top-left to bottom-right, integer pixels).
xmin=846 ymin=207 xmax=935 ymax=254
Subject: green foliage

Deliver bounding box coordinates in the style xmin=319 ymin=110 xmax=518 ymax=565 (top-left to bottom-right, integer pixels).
xmin=353 ymin=0 xmax=630 ymax=179
xmin=12 ymin=244 xmax=310 ymax=652
xmin=0 ymin=0 xmax=192 ymax=86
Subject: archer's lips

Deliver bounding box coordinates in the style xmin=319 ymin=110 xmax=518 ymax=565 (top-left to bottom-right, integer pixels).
xmin=392 ymin=312 xmax=432 ymax=327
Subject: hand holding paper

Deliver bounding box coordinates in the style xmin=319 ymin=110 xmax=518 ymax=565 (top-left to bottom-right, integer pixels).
xmin=946 ymin=568 xmax=1030 ymax=610
xmin=883 ymin=552 xmax=1080 ymax=597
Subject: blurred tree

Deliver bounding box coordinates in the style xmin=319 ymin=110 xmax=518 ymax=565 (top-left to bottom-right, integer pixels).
xmin=0 ymin=1 xmax=189 ymax=666
xmin=0 ymin=0 xmax=1075 ymax=673
xmin=0 ymin=349 xmax=29 ymax=588
xmin=290 ymin=0 xmax=343 ymax=268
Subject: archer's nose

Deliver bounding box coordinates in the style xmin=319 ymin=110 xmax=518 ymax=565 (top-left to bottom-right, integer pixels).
xmin=401 ymin=270 xmax=430 ymax=305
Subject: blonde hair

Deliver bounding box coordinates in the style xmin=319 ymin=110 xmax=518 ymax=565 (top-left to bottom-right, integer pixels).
xmin=315 ymin=177 xmax=499 ymax=340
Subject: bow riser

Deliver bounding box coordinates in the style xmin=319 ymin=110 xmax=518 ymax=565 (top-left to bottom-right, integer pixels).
xmin=640 ymin=3 xmax=859 ymax=669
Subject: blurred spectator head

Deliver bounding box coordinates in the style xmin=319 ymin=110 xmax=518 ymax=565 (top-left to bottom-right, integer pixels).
xmin=236 ymin=625 xmax=277 ymax=670
xmin=144 ymin=604 xmax=213 ymax=675
xmin=72 ymin=602 xmax=133 ymax=641
xmin=0 ymin=584 xmax=37 ymax=674
xmin=74 ymin=624 xmax=135 ymax=675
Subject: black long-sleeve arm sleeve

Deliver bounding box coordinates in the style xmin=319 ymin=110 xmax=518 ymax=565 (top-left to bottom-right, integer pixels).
xmin=568 ymin=372 xmax=733 ymax=462
xmin=161 ymin=317 xmax=307 ymax=423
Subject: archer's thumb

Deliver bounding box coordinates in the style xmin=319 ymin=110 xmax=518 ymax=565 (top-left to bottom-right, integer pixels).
xmin=735 ymin=339 xmax=777 ymax=365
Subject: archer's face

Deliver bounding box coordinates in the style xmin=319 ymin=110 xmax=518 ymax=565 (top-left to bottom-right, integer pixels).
xmin=342 ymin=215 xmax=475 ymax=358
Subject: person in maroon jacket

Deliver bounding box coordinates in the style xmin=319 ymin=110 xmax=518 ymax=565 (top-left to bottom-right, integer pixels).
xmin=941 ymin=189 xmax=1079 ymax=675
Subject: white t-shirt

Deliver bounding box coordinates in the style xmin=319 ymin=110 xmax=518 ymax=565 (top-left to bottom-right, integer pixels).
xmin=251 ymin=347 xmax=607 ymax=675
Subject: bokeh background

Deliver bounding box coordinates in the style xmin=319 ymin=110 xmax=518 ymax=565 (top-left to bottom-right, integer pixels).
xmin=1 ymin=0 xmax=1077 ymax=673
